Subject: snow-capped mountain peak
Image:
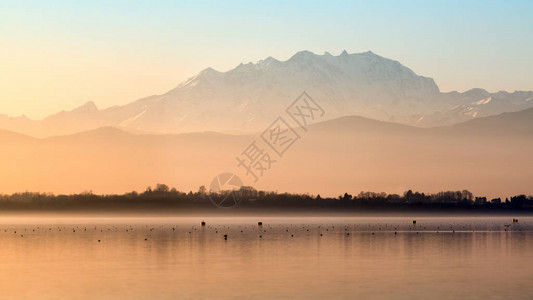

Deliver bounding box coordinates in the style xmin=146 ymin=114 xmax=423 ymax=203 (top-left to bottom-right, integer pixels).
xmin=0 ymin=50 xmax=531 ymax=137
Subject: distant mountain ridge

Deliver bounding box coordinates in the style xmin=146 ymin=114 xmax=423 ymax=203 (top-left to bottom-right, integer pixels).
xmin=0 ymin=108 xmax=531 ymax=197
xmin=41 ymin=106 xmax=533 ymax=140
xmin=0 ymin=50 xmax=531 ymax=137
xmin=443 ymin=107 xmax=533 ymax=136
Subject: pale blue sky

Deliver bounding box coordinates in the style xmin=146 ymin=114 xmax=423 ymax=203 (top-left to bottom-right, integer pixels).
xmin=1 ymin=0 xmax=532 ymax=118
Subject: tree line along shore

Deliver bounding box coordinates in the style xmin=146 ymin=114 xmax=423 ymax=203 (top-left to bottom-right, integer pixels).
xmin=0 ymin=184 xmax=531 ymax=212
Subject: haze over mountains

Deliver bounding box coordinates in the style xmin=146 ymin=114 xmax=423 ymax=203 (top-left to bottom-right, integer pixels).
xmin=0 ymin=108 xmax=531 ymax=198
xmin=1 ymin=50 xmax=531 ymax=198
xmin=1 ymin=50 xmax=532 ymax=138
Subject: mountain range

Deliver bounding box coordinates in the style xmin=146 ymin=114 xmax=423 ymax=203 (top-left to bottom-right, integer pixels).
xmin=1 ymin=50 xmax=532 ymax=138
xmin=0 ymin=108 xmax=531 ymax=198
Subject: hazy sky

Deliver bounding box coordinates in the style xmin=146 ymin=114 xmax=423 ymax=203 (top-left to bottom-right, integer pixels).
xmin=1 ymin=0 xmax=532 ymax=119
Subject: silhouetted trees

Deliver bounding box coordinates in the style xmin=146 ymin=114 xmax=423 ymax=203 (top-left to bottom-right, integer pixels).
xmin=475 ymin=197 xmax=487 ymax=205
xmin=154 ymin=184 xmax=170 ymax=193
xmin=510 ymin=195 xmax=528 ymax=208
xmin=0 ymin=185 xmax=531 ymax=211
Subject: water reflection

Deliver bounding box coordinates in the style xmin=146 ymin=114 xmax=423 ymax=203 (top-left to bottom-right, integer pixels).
xmin=0 ymin=216 xmax=531 ymax=299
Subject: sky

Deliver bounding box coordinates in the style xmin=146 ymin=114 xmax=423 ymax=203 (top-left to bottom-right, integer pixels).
xmin=1 ymin=0 xmax=532 ymax=119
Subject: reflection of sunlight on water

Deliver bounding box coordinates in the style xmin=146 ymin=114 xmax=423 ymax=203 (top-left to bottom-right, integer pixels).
xmin=0 ymin=216 xmax=532 ymax=299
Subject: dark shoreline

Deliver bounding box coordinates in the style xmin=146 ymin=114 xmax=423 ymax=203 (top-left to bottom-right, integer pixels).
xmin=0 ymin=207 xmax=532 ymax=217
xmin=1 ymin=188 xmax=531 ymax=215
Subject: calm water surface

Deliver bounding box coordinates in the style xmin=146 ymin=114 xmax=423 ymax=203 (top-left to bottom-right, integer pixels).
xmin=0 ymin=216 xmax=532 ymax=299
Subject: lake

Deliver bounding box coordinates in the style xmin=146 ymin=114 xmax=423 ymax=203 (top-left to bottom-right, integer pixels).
xmin=0 ymin=216 xmax=531 ymax=299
